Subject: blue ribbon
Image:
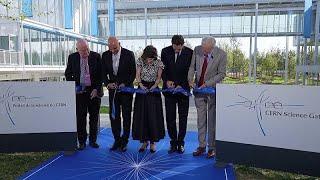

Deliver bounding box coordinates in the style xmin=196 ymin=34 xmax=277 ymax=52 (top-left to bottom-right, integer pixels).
xmin=193 ymin=87 xmax=216 ymax=94
xmin=116 ymin=86 xmax=214 ymax=95
xmin=135 ymin=88 xmax=147 ymax=94
xmin=162 ymin=87 xmax=192 ymax=96
xmin=149 ymin=87 xmax=161 ymax=93
xmin=117 ymin=87 xmax=161 ymax=94
xmin=117 ymin=87 xmax=136 ymax=93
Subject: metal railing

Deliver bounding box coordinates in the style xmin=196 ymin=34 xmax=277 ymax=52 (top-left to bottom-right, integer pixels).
xmin=0 ymin=49 xmax=22 ymax=66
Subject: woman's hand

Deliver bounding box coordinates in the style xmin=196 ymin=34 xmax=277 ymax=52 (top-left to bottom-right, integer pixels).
xmin=150 ymin=84 xmax=157 ymax=90
xmin=139 ymin=83 xmax=147 ymax=90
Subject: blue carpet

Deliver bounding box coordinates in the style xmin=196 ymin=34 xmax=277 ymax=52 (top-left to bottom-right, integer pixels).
xmin=20 ymin=128 xmax=235 ymax=180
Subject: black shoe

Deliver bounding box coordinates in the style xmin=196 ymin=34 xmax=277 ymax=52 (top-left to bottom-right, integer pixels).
xmin=177 ymin=145 xmax=185 ymax=154
xmin=110 ymin=142 xmax=120 ymax=151
xmin=193 ymin=147 xmax=206 ymax=156
xmin=207 ymin=149 xmax=215 ymax=158
xmin=150 ymin=143 xmax=156 ymax=153
xmin=168 ymin=145 xmax=177 ymax=154
xmin=119 ymin=143 xmax=127 ymax=152
xmin=89 ymin=142 xmax=99 ymax=148
xmin=138 ymin=142 xmax=149 ymax=153
xmin=77 ymin=143 xmax=86 ymax=151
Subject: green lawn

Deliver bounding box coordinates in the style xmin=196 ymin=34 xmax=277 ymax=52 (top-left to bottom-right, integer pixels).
xmin=223 ymin=75 xmax=320 ymax=85
xmin=100 ymin=106 xmax=109 ymax=114
xmin=0 ymin=152 xmax=57 ymax=180
xmin=223 ymin=76 xmax=296 ymax=85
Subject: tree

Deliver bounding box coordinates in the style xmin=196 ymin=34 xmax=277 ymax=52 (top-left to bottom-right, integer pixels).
xmin=0 ymin=0 xmax=53 ymax=21
xmin=288 ymin=50 xmax=296 ymax=79
xmin=230 ymin=37 xmax=240 ymax=78
xmin=260 ymin=51 xmax=278 ymax=83
xmin=0 ymin=0 xmax=25 ymax=20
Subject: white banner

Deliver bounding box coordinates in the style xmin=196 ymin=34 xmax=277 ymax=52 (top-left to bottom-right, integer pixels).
xmin=0 ymin=82 xmax=76 ymax=134
xmin=216 ymin=84 xmax=320 ymax=153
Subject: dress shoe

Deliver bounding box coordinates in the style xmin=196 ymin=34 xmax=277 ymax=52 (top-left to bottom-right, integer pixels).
xmin=207 ymin=149 xmax=215 ymax=158
xmin=150 ymin=143 xmax=156 ymax=153
xmin=110 ymin=142 xmax=120 ymax=151
xmin=77 ymin=143 xmax=86 ymax=151
xmin=192 ymin=147 xmax=206 ymax=156
xmin=177 ymin=145 xmax=185 ymax=154
xmin=119 ymin=143 xmax=127 ymax=152
xmin=139 ymin=142 xmax=149 ymax=153
xmin=89 ymin=142 xmax=99 ymax=148
xmin=168 ymin=145 xmax=177 ymax=154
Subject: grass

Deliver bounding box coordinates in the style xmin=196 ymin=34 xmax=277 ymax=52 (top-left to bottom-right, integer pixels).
xmin=223 ymin=75 xmax=320 ymax=85
xmin=235 ymin=165 xmax=318 ymax=180
xmin=100 ymin=106 xmax=109 ymax=114
xmin=0 ymin=152 xmax=57 ymax=180
xmin=223 ymin=76 xmax=295 ymax=85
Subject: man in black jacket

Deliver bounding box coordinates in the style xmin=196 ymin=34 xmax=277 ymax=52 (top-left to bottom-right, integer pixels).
xmin=65 ymin=39 xmax=102 ymax=150
xmin=161 ymin=35 xmax=193 ymax=154
xmin=101 ymin=36 xmax=136 ymax=152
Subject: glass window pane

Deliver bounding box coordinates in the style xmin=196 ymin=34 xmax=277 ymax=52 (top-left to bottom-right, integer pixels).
xmin=168 ymin=18 xmax=178 ymax=35
xmin=39 ymin=0 xmax=48 ymax=24
xmin=200 ymin=17 xmax=210 ymax=34
xmin=137 ymin=19 xmax=145 ymax=36
xmin=30 ymin=29 xmax=41 ymax=65
xmin=42 ymin=32 xmax=51 ymax=65
xmin=60 ymin=35 xmax=66 ymax=65
xmin=24 ymin=28 xmax=30 ymax=65
xmin=67 ymin=37 xmax=76 ymax=59
xmin=210 ymin=16 xmax=221 ymax=34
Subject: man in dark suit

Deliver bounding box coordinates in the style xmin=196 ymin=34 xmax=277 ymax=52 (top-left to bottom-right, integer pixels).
xmin=101 ymin=36 xmax=136 ymax=152
xmin=161 ymin=35 xmax=193 ymax=154
xmin=65 ymin=39 xmax=102 ymax=150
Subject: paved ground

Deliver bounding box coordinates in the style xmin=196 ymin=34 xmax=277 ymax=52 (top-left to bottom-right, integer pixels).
xmin=100 ymin=94 xmax=198 ymax=131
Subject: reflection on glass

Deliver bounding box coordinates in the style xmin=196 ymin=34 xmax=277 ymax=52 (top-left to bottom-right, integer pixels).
xmin=24 ymin=29 xmax=30 ymax=65
xmin=42 ymin=32 xmax=51 ymax=65
xmin=31 ymin=29 xmax=41 ymax=65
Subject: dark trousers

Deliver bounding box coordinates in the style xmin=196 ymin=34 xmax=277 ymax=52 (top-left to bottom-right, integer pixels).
xmin=164 ymin=94 xmax=189 ymax=146
xmin=76 ymin=90 xmax=101 ymax=144
xmin=109 ymin=90 xmax=133 ymax=145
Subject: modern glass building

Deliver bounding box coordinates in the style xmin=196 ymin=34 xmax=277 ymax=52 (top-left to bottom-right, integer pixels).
xmin=0 ymin=0 xmax=107 ymax=81
xmin=0 ymin=0 xmax=319 ymax=84
xmin=97 ymin=0 xmax=319 ymax=85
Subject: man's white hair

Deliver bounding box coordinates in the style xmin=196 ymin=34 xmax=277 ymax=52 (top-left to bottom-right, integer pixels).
xmin=76 ymin=39 xmax=89 ymax=48
xmin=201 ymin=36 xmax=216 ymax=47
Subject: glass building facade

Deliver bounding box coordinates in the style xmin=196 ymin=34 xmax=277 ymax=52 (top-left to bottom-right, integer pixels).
xmin=0 ymin=0 xmax=106 ymax=80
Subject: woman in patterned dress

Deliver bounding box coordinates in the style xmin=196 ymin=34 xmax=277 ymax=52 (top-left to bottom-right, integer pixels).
xmin=132 ymin=45 xmax=165 ymax=153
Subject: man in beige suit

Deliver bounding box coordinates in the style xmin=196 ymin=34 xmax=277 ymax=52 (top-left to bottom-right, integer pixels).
xmin=188 ymin=36 xmax=227 ymax=158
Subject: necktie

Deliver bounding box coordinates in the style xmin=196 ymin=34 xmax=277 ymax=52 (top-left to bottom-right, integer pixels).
xmin=198 ymin=55 xmax=208 ymax=87
xmin=80 ymin=58 xmax=87 ymax=84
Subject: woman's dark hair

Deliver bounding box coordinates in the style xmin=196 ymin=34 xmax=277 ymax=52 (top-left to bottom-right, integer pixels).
xmin=141 ymin=45 xmax=158 ymax=62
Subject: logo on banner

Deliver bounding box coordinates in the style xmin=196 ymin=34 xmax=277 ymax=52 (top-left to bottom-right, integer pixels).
xmin=227 ymin=89 xmax=304 ymax=136
xmin=0 ymin=86 xmax=40 ymax=126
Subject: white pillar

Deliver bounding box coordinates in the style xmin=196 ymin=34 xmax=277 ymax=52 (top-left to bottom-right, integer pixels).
xmin=253 ymin=3 xmax=258 ymax=84
xmin=248 ymin=16 xmax=253 ymax=83
xmin=314 ymin=0 xmax=320 ymax=85
xmin=144 ymin=8 xmax=148 ymax=47
xmin=285 ymin=13 xmax=290 ymax=84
